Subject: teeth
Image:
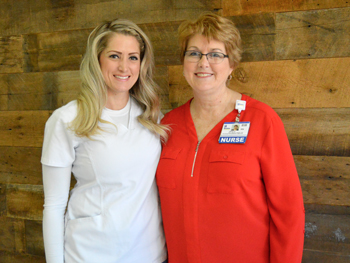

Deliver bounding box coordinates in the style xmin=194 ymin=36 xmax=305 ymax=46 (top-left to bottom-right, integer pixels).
xmin=115 ymin=75 xmax=129 ymax=79
xmin=196 ymin=73 xmax=212 ymax=77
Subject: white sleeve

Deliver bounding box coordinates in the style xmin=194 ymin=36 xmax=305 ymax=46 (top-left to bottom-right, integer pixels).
xmin=42 ymin=165 xmax=72 ymax=263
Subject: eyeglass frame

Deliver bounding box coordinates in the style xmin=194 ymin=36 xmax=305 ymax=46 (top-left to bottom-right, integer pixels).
xmin=183 ymin=50 xmax=229 ymax=64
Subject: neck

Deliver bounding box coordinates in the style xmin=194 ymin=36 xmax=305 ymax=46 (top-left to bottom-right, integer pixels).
xmin=191 ymin=87 xmax=241 ymax=117
xmin=105 ymin=92 xmax=130 ymax=110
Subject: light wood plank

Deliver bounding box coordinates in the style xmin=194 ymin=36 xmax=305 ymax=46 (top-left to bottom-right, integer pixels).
xmin=276 ymin=7 xmax=350 ymax=59
xmin=168 ymin=57 xmax=350 ymax=108
xmin=223 ymin=0 xmax=350 ymax=16
xmin=296 ymin=156 xmax=350 ymax=206
xmin=0 ymin=36 xmax=24 ymax=74
xmin=0 ymin=111 xmax=50 ymax=147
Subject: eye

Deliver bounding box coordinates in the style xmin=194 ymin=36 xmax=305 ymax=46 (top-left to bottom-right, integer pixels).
xmin=129 ymin=56 xmax=139 ymax=61
xmin=209 ymin=52 xmax=224 ymax=58
xmin=187 ymin=51 xmax=201 ymax=57
xmin=109 ymin=54 xmax=120 ymax=59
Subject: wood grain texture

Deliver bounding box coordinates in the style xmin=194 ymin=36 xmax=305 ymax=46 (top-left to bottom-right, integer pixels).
xmin=0 ymin=0 xmax=221 ymax=37
xmin=0 ymin=36 xmax=24 ymax=74
xmin=302 ymin=249 xmax=350 ymax=263
xmin=296 ymin=156 xmax=350 ymax=206
xmin=223 ymin=0 xmax=350 ymax=16
xmin=304 ymin=212 xmax=350 ymax=255
xmin=0 ymin=147 xmax=42 ymax=185
xmin=2 ymin=13 xmax=277 ymax=74
xmin=6 ymin=184 xmax=43 ymax=221
xmin=1 ymin=67 xmax=168 ymax=111
xmin=278 ymin=108 xmax=350 ymax=156
xmin=0 ymin=216 xmax=15 ymax=252
xmin=25 ymin=220 xmax=44 ymax=256
xmin=0 ymin=111 xmax=50 ymax=147
xmin=0 ymin=250 xmax=45 ymax=263
xmin=168 ymin=57 xmax=350 ymax=108
xmin=230 ymin=13 xmax=275 ymax=62
xmin=0 ymin=184 xmax=5 ymax=215
xmin=276 ymin=7 xmax=350 ymax=60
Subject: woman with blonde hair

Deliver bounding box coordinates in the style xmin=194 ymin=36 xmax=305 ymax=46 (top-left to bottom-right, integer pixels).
xmin=156 ymin=13 xmax=304 ymax=262
xmin=42 ymin=18 xmax=168 ymax=263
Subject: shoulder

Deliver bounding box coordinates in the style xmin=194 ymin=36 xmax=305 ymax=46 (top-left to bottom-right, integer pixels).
xmin=244 ymin=95 xmax=280 ymax=122
xmin=46 ymin=100 xmax=78 ymax=127
xmin=161 ymin=100 xmax=190 ymax=125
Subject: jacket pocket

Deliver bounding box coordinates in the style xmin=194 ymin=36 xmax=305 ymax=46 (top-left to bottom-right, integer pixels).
xmin=207 ymin=150 xmax=245 ymax=194
xmin=156 ymin=147 xmax=182 ymax=189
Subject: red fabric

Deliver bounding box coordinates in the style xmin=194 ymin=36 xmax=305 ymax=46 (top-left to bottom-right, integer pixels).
xmin=156 ymin=94 xmax=305 ymax=263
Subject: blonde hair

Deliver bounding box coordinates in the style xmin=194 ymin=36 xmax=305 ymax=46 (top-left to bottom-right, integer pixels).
xmin=178 ymin=13 xmax=242 ymax=68
xmin=70 ymin=18 xmax=169 ymax=141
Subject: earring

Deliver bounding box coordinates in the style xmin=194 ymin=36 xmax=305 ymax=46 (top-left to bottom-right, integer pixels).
xmin=228 ymin=75 xmax=232 ymax=80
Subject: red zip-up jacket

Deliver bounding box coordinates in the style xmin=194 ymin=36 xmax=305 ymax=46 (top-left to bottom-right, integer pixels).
xmin=156 ymin=94 xmax=305 ymax=263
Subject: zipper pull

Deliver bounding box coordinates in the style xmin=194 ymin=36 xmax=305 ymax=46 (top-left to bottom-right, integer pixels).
xmin=191 ymin=141 xmax=201 ymax=177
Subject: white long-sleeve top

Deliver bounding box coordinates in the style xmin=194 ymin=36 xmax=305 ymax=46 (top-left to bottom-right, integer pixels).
xmin=41 ymin=98 xmax=166 ymax=263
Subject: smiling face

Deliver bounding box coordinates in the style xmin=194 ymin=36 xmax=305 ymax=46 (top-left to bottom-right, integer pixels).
xmin=99 ymin=33 xmax=141 ymax=100
xmin=183 ymin=34 xmax=234 ymax=95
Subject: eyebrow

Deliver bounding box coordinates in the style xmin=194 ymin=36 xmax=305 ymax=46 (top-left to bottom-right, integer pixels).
xmin=106 ymin=50 xmax=140 ymax=55
xmin=187 ymin=46 xmax=224 ymax=52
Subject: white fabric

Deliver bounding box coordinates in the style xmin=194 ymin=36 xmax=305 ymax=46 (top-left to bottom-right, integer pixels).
xmin=41 ymin=97 xmax=166 ymax=263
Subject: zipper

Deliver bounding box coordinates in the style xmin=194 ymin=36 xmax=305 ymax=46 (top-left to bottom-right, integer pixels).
xmin=191 ymin=141 xmax=201 ymax=177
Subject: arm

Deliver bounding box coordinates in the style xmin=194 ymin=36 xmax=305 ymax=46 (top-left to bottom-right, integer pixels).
xmin=42 ymin=165 xmax=71 ymax=263
xmin=260 ymin=116 xmax=305 ymax=263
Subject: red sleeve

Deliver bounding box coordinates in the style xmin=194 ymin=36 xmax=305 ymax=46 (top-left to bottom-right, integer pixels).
xmin=260 ymin=115 xmax=305 ymax=263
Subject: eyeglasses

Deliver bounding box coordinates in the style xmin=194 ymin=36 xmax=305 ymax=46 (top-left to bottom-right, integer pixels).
xmin=184 ymin=51 xmax=229 ymax=64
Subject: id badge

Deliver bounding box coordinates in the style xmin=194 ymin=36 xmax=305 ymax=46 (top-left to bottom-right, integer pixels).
xmin=219 ymin=122 xmax=250 ymax=144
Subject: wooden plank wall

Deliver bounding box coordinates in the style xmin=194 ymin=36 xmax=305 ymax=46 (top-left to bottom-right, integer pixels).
xmin=0 ymin=0 xmax=349 ymax=262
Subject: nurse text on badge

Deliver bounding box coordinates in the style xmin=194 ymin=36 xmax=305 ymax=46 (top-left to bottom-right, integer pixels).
xmin=219 ymin=122 xmax=250 ymax=144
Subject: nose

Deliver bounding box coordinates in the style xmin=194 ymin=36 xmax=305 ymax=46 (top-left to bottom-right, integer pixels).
xmin=118 ymin=58 xmax=127 ymax=72
xmin=198 ymin=54 xmax=209 ymax=67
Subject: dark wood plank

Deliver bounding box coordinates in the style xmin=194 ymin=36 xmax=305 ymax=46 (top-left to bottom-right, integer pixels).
xmin=223 ymin=0 xmax=350 ymax=16
xmin=1 ymin=67 xmax=167 ymax=111
xmin=305 ymin=204 xmax=350 ymax=216
xmin=277 ymin=108 xmax=350 ymax=156
xmin=304 ymin=212 xmax=350 ymax=254
xmin=0 ymin=75 xmax=8 ymax=110
xmin=276 ymin=7 xmax=350 ymax=60
xmin=296 ymin=156 xmax=350 ymax=206
xmin=0 ymin=111 xmax=50 ymax=147
xmin=0 ymin=216 xmax=15 ymax=253
xmin=0 ymin=147 xmax=42 ymax=185
xmin=302 ymin=249 xmax=350 ymax=263
xmin=25 ymin=220 xmax=44 ymax=256
xmin=0 ymin=250 xmax=45 ymax=263
xmin=168 ymin=57 xmax=350 ymax=109
xmin=6 ymin=184 xmax=44 ymax=220
xmin=230 ymin=13 xmax=275 ymax=62
xmin=0 ymin=184 xmax=5 ymax=216
xmin=0 ymin=0 xmax=221 ymax=37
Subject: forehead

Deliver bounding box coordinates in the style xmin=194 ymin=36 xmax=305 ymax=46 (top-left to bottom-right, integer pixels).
xmin=187 ymin=34 xmax=226 ymax=51
xmin=105 ymin=33 xmax=140 ymax=51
